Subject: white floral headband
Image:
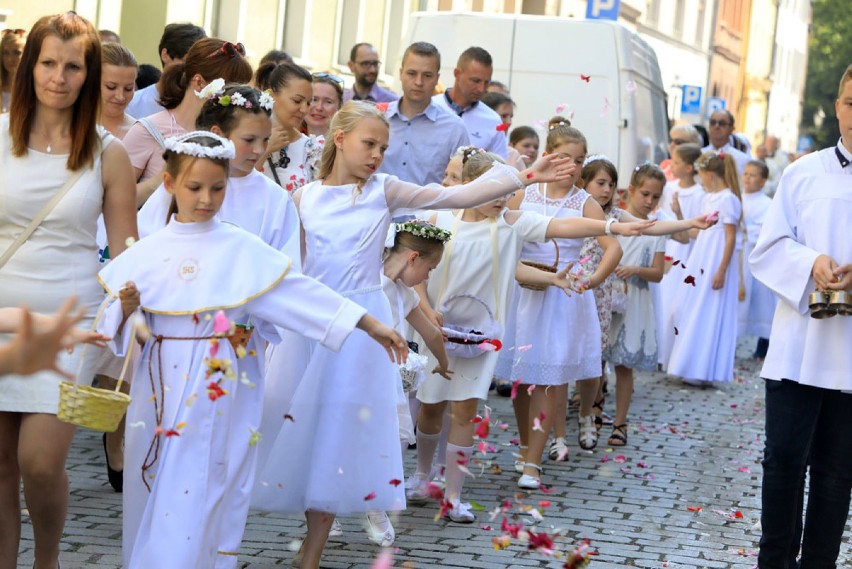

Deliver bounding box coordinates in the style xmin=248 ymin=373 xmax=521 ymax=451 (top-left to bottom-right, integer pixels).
xmin=164 ymin=131 xmax=236 ymax=160
xmin=394 ymin=220 xmax=452 ymax=242
xmin=583 ymin=154 xmax=613 ymax=168
xmin=195 ymin=77 xmax=275 ymax=112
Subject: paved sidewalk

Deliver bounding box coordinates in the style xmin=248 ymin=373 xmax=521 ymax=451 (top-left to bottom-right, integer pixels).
xmin=16 ymin=343 xmax=852 ymax=568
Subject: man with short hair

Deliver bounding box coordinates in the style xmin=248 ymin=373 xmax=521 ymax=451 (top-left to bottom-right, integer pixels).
xmin=343 ymin=42 xmax=398 ymax=103
xmin=433 ymin=47 xmax=507 ymax=158
xmin=379 ymin=42 xmax=469 ymax=185
xmin=127 ymin=23 xmax=206 ymax=119
xmin=702 ymin=109 xmax=750 ymax=175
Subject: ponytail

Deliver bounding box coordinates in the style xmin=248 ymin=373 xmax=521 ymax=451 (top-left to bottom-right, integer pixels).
xmin=158 ymin=62 xmax=188 ymax=109
xmin=722 ymin=154 xmax=741 ymax=200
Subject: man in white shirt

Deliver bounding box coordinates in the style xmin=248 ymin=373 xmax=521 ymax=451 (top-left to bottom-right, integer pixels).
xmin=750 ymin=63 xmax=852 ymax=569
xmin=126 ymin=23 xmax=206 ymax=119
xmin=432 ymin=47 xmax=508 ymax=159
xmin=379 ymin=42 xmax=469 ymax=185
xmin=702 ymin=109 xmax=750 ymax=175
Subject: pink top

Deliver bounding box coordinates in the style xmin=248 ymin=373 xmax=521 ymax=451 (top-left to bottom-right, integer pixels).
xmin=123 ymin=110 xmax=188 ymax=181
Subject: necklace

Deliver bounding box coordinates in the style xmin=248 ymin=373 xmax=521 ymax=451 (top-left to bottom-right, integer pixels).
xmin=46 ymin=143 xmax=52 ymax=153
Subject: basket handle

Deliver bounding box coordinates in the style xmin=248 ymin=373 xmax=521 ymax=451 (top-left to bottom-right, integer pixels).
xmin=113 ymin=311 xmax=139 ymax=394
xmin=551 ymin=239 xmax=560 ymax=270
xmin=438 ymin=293 xmax=497 ymax=322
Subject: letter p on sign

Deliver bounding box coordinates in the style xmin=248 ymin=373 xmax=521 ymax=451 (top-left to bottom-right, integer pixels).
xmin=586 ymin=0 xmax=620 ymax=20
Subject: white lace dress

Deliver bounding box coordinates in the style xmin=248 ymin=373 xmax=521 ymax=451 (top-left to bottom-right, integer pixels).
xmin=501 ymin=186 xmax=601 ymax=385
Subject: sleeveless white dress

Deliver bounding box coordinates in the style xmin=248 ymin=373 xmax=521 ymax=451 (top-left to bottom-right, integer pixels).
xmin=497 ymin=186 xmax=601 ymax=385
xmin=0 ymin=115 xmax=112 ymax=413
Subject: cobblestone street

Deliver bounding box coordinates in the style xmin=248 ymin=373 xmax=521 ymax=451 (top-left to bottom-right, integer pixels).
xmin=16 ymin=343 xmax=852 ymax=568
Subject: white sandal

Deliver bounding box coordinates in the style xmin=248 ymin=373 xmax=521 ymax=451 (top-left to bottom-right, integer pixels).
xmin=514 ymin=445 xmax=528 ymax=473
xmin=366 ymin=510 xmax=395 ymax=547
xmin=517 ymin=463 xmax=542 ymax=489
xmin=578 ymin=414 xmax=598 ymax=450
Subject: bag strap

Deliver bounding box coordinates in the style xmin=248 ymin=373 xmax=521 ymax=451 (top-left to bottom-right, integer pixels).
xmin=137 ymin=117 xmax=167 ymax=150
xmin=435 ymin=211 xmax=501 ymax=320
xmin=0 ymin=168 xmax=86 ymax=271
xmin=267 ymin=156 xmax=282 ymax=186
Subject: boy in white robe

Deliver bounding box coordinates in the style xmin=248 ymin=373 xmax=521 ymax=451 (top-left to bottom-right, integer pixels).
xmin=749 ymin=64 xmax=852 ymax=568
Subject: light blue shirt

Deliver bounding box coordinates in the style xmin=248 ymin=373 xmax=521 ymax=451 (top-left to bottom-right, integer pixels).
xmin=433 ymin=89 xmax=508 ymax=159
xmin=127 ymin=84 xmax=164 ymax=120
xmin=378 ymin=99 xmax=469 ymax=185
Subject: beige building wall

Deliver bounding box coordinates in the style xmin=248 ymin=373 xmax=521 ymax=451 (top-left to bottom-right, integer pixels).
xmin=740 ymin=0 xmax=777 ymax=147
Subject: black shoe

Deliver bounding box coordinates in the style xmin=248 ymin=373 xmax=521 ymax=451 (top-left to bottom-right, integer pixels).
xmin=102 ymin=433 xmax=123 ymax=493
xmin=753 ymin=337 xmax=769 ymax=359
xmin=495 ymin=381 xmax=513 ymax=397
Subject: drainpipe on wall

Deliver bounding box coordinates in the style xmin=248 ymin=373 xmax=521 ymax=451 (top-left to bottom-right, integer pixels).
xmin=763 ymin=0 xmax=781 ymax=141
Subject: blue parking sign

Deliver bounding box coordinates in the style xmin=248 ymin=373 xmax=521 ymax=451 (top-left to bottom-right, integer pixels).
xmin=681 ymin=85 xmax=702 ymax=114
xmin=706 ymin=97 xmax=726 ymax=118
xmin=586 ymin=0 xmax=621 ymax=20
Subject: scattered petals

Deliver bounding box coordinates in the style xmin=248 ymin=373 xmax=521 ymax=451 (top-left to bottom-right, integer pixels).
xmin=371 ymin=548 xmax=393 ymax=569
xmin=510 ymin=378 xmax=523 ymax=400
xmin=248 ymin=428 xmax=261 ymax=446
xmin=374 ymin=102 xmax=389 ymax=112
xmin=687 ymin=505 xmax=702 ymax=512
xmin=363 ymin=491 xmax=377 ymax=501
xmin=705 ymin=210 xmax=720 ymax=224
xmin=614 ymin=455 xmax=626 ymax=463
xmin=283 ymin=413 xmax=295 ymax=422
xmin=526 ymin=172 xmax=535 ymax=179
xmin=518 ymin=344 xmax=533 ymax=352
xmin=496 ymin=122 xmax=509 ymax=132
xmin=600 ymin=97 xmax=610 ymax=117
xmin=684 ymin=275 xmax=696 ymax=286
xmin=625 ymin=80 xmax=637 ymax=94
xmin=389 ymin=478 xmax=402 ymax=487
xmin=580 ymin=74 xmax=591 ymax=82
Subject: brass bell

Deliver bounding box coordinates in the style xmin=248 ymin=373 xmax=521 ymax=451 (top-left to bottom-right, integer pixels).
xmin=809 ymin=291 xmax=835 ymax=319
xmin=827 ymin=290 xmax=852 ymax=316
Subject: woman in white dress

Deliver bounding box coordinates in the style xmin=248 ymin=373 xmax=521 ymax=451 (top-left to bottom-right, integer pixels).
xmin=0 ymin=13 xmax=137 ymax=569
xmin=667 ymin=151 xmax=743 ymax=384
xmin=409 ymin=148 xmax=651 ymax=518
xmin=255 ymin=61 xmax=324 ymax=191
xmin=251 ymin=102 xmax=620 ymax=568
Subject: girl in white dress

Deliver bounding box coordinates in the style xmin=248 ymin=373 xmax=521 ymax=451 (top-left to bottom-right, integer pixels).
xmin=255 ymin=62 xmax=324 ymax=191
xmin=657 ymin=143 xmax=705 ymax=367
xmin=737 ymin=160 xmax=776 ymax=358
xmin=357 ymin=220 xmax=454 ymax=547
xmin=252 ymin=101 xmax=605 ymax=567
xmin=667 ymin=151 xmax=743 ymax=384
xmin=99 ymin=132 xmax=405 ymax=569
xmin=0 ymin=14 xmax=138 ymax=569
xmin=409 ymin=148 xmax=651 ymax=519
xmin=604 ymin=164 xmax=712 ymax=446
xmin=503 ymin=120 xmax=622 ymax=489
xmin=137 ymin=83 xmax=301 ymax=263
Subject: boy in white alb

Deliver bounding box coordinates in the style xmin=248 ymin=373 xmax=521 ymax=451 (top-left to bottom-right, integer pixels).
xmin=737 ymin=160 xmax=775 ymax=358
xmin=749 ymin=64 xmax=852 ymax=568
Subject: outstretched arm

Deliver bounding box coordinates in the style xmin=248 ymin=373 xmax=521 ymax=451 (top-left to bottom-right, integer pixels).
xmin=406 ymin=307 xmax=452 ymax=379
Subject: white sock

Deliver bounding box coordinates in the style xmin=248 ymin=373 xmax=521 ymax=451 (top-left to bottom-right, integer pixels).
xmin=435 ymin=410 xmax=451 ymax=476
xmin=415 ymin=431 xmax=440 ymax=478
xmin=444 ymin=443 xmax=473 ymax=503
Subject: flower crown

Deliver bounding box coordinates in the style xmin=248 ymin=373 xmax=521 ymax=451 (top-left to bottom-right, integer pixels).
xmin=695 ymin=150 xmax=725 ymax=169
xmin=549 ymin=120 xmax=571 ymax=130
xmin=195 ymin=77 xmax=275 ymax=112
xmin=394 ymin=220 xmax=453 ymax=242
xmin=583 ymin=154 xmax=613 ymax=168
xmin=164 ymin=131 xmax=236 ymax=160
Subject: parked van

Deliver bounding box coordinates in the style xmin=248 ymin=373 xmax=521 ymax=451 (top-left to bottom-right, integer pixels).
xmin=397 ymin=12 xmax=670 ymax=184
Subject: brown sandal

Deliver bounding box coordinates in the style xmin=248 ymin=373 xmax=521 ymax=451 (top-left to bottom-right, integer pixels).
xmin=608 ymin=424 xmax=628 ymax=447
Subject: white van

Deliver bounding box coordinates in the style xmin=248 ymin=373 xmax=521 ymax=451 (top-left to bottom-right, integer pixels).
xmin=397 ymin=12 xmax=670 ymax=184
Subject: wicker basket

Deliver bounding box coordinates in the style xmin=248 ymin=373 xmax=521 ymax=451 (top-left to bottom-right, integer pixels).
xmin=519 ymin=240 xmax=560 ymax=291
xmin=58 ymin=382 xmax=131 ymax=432
xmin=440 ymin=294 xmax=503 ymax=359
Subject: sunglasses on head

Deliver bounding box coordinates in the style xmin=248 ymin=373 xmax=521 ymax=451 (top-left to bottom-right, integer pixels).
xmin=207 ymin=41 xmax=245 ymax=60
xmin=2 ymin=29 xmax=25 ymax=37
xmin=313 ymin=72 xmax=343 ymax=85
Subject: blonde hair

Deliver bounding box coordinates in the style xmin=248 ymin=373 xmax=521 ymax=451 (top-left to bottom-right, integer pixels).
xmin=101 ymin=41 xmax=137 ymax=68
xmin=460 ymin=147 xmax=505 ymax=182
xmin=697 ymin=151 xmax=741 ymax=200
xmin=546 ymin=115 xmax=587 ymax=154
xmin=318 ymin=100 xmax=389 ymax=193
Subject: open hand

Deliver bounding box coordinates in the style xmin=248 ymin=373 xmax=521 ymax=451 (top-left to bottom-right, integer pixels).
xmin=691 ymin=214 xmax=718 ymax=230
xmin=524 ymin=154 xmax=579 ymax=184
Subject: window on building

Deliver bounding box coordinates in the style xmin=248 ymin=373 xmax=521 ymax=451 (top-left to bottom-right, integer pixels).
xmin=646 ymin=0 xmax=661 ymax=27
xmin=674 ymin=0 xmax=685 ymax=38
xmin=695 ymin=0 xmax=706 ymax=48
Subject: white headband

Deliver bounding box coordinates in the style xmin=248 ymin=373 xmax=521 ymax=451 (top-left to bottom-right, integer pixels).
xmin=583 ymin=154 xmax=613 ymax=168
xmin=164 ymin=131 xmax=236 ymax=160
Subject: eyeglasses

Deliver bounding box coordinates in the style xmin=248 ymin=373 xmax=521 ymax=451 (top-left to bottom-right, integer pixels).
xmin=207 ymin=41 xmax=245 ymax=60
xmin=356 ymin=60 xmax=381 ymax=69
xmin=708 ymin=119 xmax=730 ymax=127
xmin=313 ymin=72 xmax=343 ymax=85
xmin=670 ymin=138 xmax=689 ymax=145
xmin=2 ymin=29 xmax=25 ymax=36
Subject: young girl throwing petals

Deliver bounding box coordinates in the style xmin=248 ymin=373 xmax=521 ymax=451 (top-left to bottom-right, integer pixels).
xmin=252 ymin=101 xmax=621 ymax=567
xmin=409 ymin=148 xmax=652 ymax=517
xmin=667 ymin=151 xmax=743 ymax=385
xmin=504 ymin=120 xmax=621 ymax=488
xmin=97 ymin=132 xmax=405 ymax=569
